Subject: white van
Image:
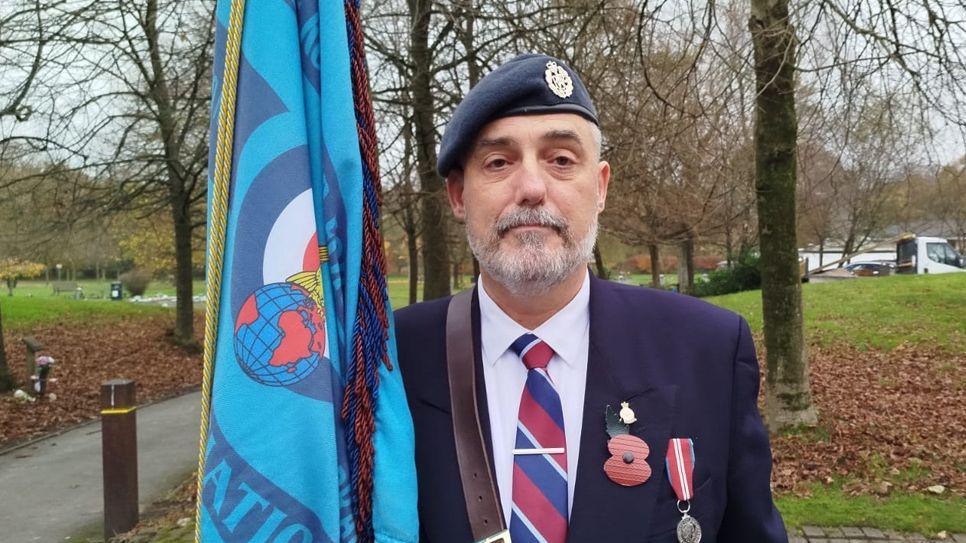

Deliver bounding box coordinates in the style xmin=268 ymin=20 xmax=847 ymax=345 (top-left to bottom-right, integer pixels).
xmin=896 ymin=235 xmax=966 ymax=274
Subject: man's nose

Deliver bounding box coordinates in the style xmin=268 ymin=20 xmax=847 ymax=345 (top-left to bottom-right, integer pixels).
xmin=514 ymin=156 xmax=548 ymax=206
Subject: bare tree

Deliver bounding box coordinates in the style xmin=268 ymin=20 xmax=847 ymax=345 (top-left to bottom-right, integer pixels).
xmin=747 ymin=0 xmax=966 ymax=429
xmin=748 ymin=0 xmax=818 ymax=429
xmin=594 ymin=2 xmax=759 ymax=294
xmin=935 ymin=158 xmax=966 ymax=248
xmin=797 ymin=143 xmax=841 ymax=267
xmin=381 ymin=98 xmax=424 ymax=305
xmin=406 ymin=0 xmax=452 ymax=300
xmin=366 ymin=0 xmax=455 ymax=300
xmin=0 ymin=0 xmax=95 ymax=123
xmin=10 ymin=0 xmax=215 ymax=345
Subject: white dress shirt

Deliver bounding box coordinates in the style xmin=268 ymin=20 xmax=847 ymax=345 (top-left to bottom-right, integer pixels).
xmin=478 ymin=270 xmax=590 ymax=522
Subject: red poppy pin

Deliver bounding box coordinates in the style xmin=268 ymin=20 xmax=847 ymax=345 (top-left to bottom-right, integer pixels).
xmin=603 ymin=402 xmax=651 ymax=486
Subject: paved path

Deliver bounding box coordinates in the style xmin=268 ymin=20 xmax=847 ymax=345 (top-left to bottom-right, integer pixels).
xmin=0 ymin=391 xmax=200 ymax=542
xmin=789 ymin=526 xmax=966 ymax=542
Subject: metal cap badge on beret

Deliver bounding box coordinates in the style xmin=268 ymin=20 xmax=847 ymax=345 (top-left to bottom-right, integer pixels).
xmin=436 ymin=53 xmax=599 ymax=177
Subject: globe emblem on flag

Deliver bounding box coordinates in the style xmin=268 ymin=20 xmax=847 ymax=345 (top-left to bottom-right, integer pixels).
xmin=233 ymin=281 xmax=327 ymax=387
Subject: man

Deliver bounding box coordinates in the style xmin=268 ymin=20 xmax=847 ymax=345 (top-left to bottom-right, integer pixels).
xmin=394 ymin=53 xmax=787 ymax=543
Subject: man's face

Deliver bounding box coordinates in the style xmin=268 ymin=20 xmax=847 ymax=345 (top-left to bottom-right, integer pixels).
xmin=446 ymin=113 xmax=610 ymax=294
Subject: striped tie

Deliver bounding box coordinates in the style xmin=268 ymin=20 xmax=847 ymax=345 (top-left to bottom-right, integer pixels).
xmin=508 ymin=333 xmax=568 ymax=543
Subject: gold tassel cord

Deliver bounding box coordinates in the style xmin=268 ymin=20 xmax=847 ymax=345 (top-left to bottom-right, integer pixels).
xmin=194 ymin=0 xmax=247 ymax=540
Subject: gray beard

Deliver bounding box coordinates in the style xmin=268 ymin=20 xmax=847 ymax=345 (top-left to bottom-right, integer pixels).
xmin=466 ymin=207 xmax=598 ymax=296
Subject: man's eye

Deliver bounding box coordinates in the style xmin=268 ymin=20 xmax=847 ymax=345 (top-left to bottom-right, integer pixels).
xmin=486 ymin=158 xmax=508 ymax=169
xmin=553 ymin=156 xmax=574 ymax=166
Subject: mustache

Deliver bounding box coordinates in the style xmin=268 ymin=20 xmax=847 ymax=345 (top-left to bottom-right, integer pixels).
xmin=494 ymin=207 xmax=569 ymax=237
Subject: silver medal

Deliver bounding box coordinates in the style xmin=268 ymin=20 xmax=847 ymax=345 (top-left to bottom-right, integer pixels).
xmin=676 ymin=513 xmax=702 ymax=543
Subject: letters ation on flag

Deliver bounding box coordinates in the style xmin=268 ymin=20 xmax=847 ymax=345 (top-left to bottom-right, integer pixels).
xmin=197 ymin=0 xmax=418 ymax=541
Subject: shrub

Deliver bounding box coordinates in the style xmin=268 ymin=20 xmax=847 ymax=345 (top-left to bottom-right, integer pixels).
xmin=693 ymin=252 xmax=761 ymax=297
xmin=120 ymin=269 xmax=152 ymax=296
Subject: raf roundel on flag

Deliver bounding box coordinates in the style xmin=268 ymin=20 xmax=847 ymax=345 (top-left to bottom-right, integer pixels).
xmin=199 ymin=0 xmax=418 ymax=541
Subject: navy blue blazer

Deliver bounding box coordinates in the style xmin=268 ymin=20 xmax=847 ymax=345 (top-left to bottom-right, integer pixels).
xmin=394 ymin=274 xmax=788 ymax=542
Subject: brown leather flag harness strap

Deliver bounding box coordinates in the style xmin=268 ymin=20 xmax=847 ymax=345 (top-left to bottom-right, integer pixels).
xmin=446 ymin=289 xmax=510 ymax=543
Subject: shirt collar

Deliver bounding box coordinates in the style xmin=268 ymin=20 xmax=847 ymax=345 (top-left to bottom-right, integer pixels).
xmin=478 ymin=269 xmax=590 ymax=368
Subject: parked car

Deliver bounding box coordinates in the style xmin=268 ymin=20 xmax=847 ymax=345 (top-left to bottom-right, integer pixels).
xmin=845 ymin=262 xmax=892 ymax=277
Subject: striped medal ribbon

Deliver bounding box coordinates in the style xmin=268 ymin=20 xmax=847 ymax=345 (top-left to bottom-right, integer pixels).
xmin=666 ymin=438 xmax=702 ymax=543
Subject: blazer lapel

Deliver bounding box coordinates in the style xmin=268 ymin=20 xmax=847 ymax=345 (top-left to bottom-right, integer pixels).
xmin=568 ymin=275 xmax=678 ymax=541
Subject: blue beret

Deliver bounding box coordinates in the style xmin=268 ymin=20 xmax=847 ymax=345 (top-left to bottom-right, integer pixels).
xmin=437 ymin=53 xmax=598 ymax=177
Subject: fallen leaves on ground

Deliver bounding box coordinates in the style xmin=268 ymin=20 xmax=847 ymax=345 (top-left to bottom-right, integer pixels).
xmin=0 ymin=314 xmax=203 ymax=446
xmin=111 ymin=472 xmax=198 ymax=543
xmin=2 ymin=315 xmax=962 ymax=501
xmin=768 ymin=340 xmax=965 ymax=497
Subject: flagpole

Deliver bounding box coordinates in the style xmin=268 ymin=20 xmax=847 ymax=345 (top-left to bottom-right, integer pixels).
xmin=195 ymin=0 xmax=246 ymax=540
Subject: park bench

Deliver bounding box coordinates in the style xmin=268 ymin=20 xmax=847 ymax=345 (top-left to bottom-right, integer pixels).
xmin=52 ymin=281 xmax=79 ymax=295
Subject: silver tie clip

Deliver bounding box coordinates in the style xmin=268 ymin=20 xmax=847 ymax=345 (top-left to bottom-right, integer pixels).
xmin=512 ymin=447 xmax=565 ymax=455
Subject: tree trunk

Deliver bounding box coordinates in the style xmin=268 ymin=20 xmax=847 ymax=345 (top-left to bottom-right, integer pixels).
xmin=840 ymin=232 xmax=856 ymax=267
xmin=460 ymin=0 xmax=481 ymax=289
xmin=458 ymin=0 xmax=482 ymax=87
xmin=648 ymin=244 xmax=661 ymax=288
xmin=593 ymin=243 xmax=608 ymax=279
xmin=0 ymin=302 xmax=13 ymax=392
xmin=409 ymin=0 xmax=450 ymax=300
xmin=147 ymin=0 xmax=196 ymax=347
xmin=678 ymin=237 xmax=695 ymax=294
xmin=406 ymin=227 xmax=419 ymax=305
xmin=171 ymin=202 xmax=196 ymax=346
xmin=749 ymin=0 xmax=817 ymax=431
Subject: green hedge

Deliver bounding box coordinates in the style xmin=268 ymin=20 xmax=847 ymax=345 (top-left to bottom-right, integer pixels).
xmin=693 ymin=253 xmax=761 ymax=297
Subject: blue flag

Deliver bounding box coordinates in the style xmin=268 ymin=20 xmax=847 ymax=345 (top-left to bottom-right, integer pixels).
xmin=199 ymin=1 xmax=418 ymax=541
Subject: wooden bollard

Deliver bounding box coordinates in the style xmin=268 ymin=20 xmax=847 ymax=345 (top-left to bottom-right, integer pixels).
xmin=101 ymin=379 xmax=138 ymax=539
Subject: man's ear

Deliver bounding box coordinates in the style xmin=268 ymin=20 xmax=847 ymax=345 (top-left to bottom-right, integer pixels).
xmin=596 ymin=160 xmax=611 ymax=212
xmin=446 ymin=170 xmax=466 ymax=220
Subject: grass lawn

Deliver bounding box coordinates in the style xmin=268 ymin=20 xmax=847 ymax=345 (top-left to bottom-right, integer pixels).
xmin=709 ymin=272 xmax=966 ymax=532
xmin=387 ymin=275 xmax=476 ymax=309
xmin=0 ymin=295 xmax=171 ymax=330
xmin=0 ymin=280 xmax=205 ymax=330
xmin=619 ymin=272 xmax=680 ymax=287
xmin=707 ymin=272 xmax=966 ymax=352
xmin=9 ymin=278 xmax=206 ymax=299
xmin=777 ymin=484 xmax=966 ymax=535
xmin=387 ymin=276 xmax=414 ymax=311
xmin=1 ymin=278 xmax=204 ymax=329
